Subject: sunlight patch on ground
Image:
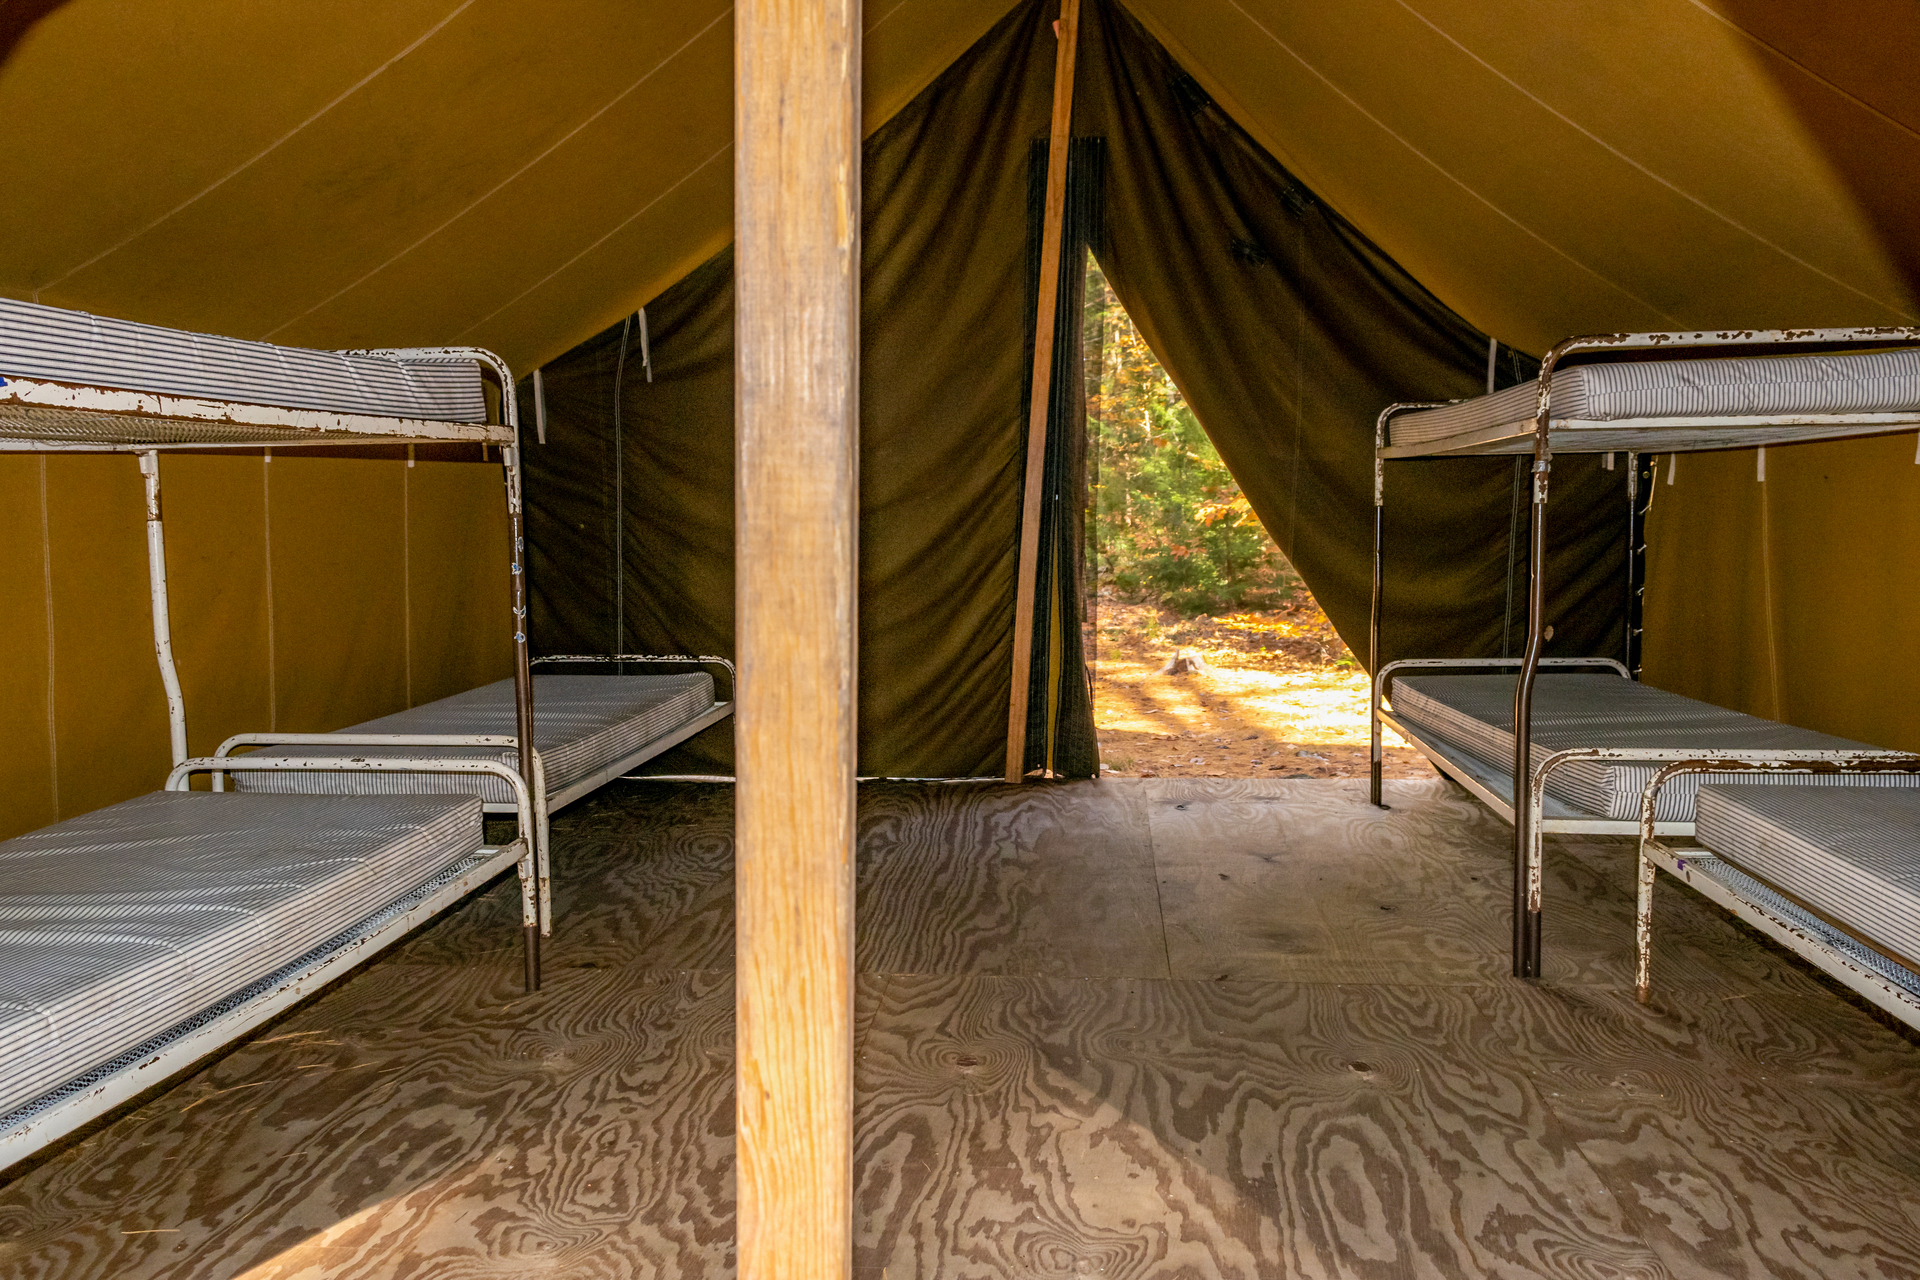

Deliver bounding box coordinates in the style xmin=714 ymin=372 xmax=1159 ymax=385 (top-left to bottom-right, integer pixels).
xmin=1092 ymin=599 xmax=1431 ymax=781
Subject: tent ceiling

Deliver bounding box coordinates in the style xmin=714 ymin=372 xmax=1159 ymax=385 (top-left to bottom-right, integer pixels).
xmin=3 ymin=0 xmax=1914 ymax=368
xmin=1127 ymin=0 xmax=1920 ymax=351
xmin=0 ymin=0 xmax=1010 ymax=372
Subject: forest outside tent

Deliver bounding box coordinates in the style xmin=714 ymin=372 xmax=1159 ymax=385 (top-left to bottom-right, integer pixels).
xmin=1082 ymin=251 xmax=1430 ymax=782
xmin=1084 ymin=255 xmax=1296 ymax=617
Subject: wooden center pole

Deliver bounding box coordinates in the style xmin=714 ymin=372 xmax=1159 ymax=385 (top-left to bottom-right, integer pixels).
xmin=1006 ymin=0 xmax=1082 ymax=784
xmin=735 ymin=0 xmax=860 ymax=1274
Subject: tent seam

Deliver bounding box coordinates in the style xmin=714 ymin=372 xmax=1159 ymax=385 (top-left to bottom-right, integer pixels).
xmin=452 ymin=144 xmax=734 ymax=343
xmin=263 ymin=6 xmax=734 ymax=342
xmin=42 ymin=0 xmax=482 ymax=293
xmin=864 ymin=0 xmax=915 ymax=35
xmin=1393 ymin=0 xmax=1913 ymax=320
xmin=1682 ymin=0 xmax=1920 ymax=145
xmin=1215 ymin=0 xmax=1681 ymax=326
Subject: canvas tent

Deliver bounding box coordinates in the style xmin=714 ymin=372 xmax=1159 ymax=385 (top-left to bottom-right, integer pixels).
xmin=1 ymin=0 xmax=1917 ymax=821
xmin=524 ymin=0 xmax=1635 ymax=780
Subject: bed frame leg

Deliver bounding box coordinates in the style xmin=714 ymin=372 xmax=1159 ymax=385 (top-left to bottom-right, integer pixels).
xmin=1634 ymin=852 xmax=1655 ymax=1004
xmin=1369 ymin=462 xmax=1389 ymax=810
xmin=519 ymin=840 xmax=543 ymax=993
xmin=1511 ymin=433 xmax=1551 ymax=981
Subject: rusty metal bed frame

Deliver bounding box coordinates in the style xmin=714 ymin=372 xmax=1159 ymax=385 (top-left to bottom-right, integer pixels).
xmin=1635 ymin=752 xmax=1920 ymax=1030
xmin=0 ymin=340 xmax=554 ymax=981
xmin=205 ymin=656 xmax=736 ymax=947
xmin=0 ymin=332 xmax=572 ymax=1168
xmin=1366 ymin=327 xmax=1920 ymax=978
xmin=0 ymin=753 xmax=537 ymax=1172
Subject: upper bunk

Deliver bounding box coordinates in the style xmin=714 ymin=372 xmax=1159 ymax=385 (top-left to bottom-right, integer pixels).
xmin=0 ymin=297 xmax=515 ymax=451
xmin=1378 ymin=327 xmax=1920 ymax=459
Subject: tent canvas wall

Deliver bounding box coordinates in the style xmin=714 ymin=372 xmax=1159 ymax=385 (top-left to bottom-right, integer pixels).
xmin=2 ymin=0 xmax=1917 ymax=826
xmin=522 ymin=0 xmax=1632 ymax=781
xmin=0 ymin=451 xmax=510 ymax=841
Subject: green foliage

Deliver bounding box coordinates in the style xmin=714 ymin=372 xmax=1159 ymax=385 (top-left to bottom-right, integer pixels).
xmin=1085 ymin=256 xmax=1300 ymax=615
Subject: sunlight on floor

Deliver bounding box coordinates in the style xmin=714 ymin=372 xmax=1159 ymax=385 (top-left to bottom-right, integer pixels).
xmin=1090 ymin=600 xmax=1430 ymax=780
xmin=1100 ymin=662 xmax=1388 ymax=745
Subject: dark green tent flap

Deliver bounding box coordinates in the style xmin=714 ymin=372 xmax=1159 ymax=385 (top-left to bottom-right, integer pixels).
xmin=522 ymin=0 xmax=1628 ymax=779
xmin=1077 ymin=0 xmax=1627 ymax=671
xmin=526 ymin=4 xmax=1059 ymax=778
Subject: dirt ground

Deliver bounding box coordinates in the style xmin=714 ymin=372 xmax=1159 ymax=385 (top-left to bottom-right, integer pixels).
xmin=1092 ymin=596 xmax=1433 ymax=781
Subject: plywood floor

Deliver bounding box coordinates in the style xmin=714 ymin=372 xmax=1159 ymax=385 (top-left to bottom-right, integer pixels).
xmin=2 ymin=777 xmax=1918 ymax=1278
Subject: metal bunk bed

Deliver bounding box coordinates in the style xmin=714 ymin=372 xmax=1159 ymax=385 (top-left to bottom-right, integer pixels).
xmin=1365 ymin=327 xmax=1920 ymax=978
xmin=200 ymin=335 xmax=737 ymax=906
xmin=1635 ymin=753 xmax=1920 ymax=1032
xmin=0 ymin=758 xmax=537 ymax=1173
xmin=210 ymin=659 xmax=736 ymax=895
xmin=0 ymin=298 xmax=545 ymax=1169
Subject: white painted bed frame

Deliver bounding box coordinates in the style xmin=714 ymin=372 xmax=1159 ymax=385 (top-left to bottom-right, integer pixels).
xmin=1369 ymin=326 xmax=1920 ymax=977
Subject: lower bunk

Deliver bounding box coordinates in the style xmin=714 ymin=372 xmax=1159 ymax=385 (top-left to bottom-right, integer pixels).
xmin=1372 ymin=664 xmax=1920 ymax=970
xmin=217 ymin=669 xmax=731 ymax=950
xmin=1639 ymin=776 xmax=1920 ymax=1031
xmin=1387 ymin=670 xmax=1917 ymax=823
xmin=0 ymin=757 xmax=533 ymax=1176
xmin=225 ymin=670 xmax=730 ymax=812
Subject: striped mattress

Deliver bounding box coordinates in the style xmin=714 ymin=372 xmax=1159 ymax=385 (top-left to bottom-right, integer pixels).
xmin=1390 ymin=673 xmax=1919 ymax=821
xmin=1387 ymin=347 xmax=1920 ymax=447
xmin=0 ymin=297 xmax=486 ymax=423
xmin=235 ymin=673 xmax=717 ymax=806
xmin=1697 ymin=785 xmax=1920 ymax=971
xmin=0 ymin=791 xmax=480 ymax=1120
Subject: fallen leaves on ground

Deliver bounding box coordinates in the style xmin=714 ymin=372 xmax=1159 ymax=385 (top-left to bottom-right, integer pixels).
xmin=1093 ymin=597 xmax=1432 ymax=781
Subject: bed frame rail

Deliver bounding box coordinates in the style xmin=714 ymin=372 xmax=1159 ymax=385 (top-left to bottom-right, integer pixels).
xmin=1634 ymin=752 xmax=1920 ymax=1022
xmin=172 ymin=751 xmax=545 ymax=992
xmin=1368 ymin=656 xmax=1629 ymax=808
xmin=210 ymin=732 xmax=551 ymax=944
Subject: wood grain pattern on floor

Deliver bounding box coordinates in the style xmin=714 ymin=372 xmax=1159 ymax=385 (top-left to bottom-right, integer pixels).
xmin=0 ymin=964 xmax=739 ymax=1278
xmin=1149 ymin=778 xmax=1847 ymax=996
xmin=854 ymin=974 xmax=1675 ymax=1278
xmin=857 ymin=781 xmax=1167 ymax=981
xmin=384 ymin=782 xmax=739 ymax=974
xmin=2 ymin=776 xmax=1916 ymax=1278
xmin=1479 ymin=981 xmax=1920 ymax=1279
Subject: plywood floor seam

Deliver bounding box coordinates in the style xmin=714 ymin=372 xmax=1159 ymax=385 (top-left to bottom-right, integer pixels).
xmin=1138 ymin=783 xmax=1178 ymax=989
xmin=3 ymin=777 xmax=1917 ymax=1278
